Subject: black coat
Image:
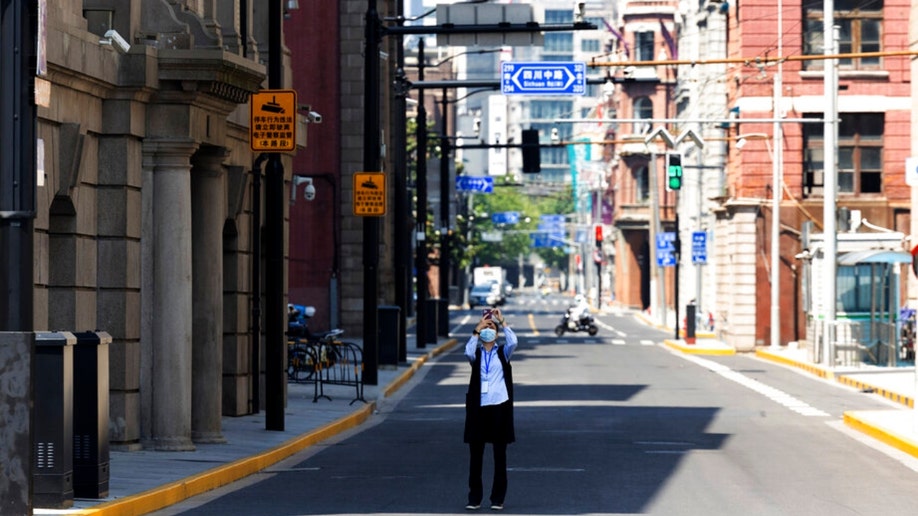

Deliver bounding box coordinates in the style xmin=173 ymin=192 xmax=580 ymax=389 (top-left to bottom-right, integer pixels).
xmin=464 ymin=345 xmax=515 ymax=444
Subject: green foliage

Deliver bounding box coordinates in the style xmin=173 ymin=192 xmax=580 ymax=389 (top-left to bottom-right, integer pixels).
xmin=452 ymin=180 xmax=575 ymax=270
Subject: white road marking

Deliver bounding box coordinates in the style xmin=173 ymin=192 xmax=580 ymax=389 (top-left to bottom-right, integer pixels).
xmin=676 ymin=353 xmax=830 ymax=417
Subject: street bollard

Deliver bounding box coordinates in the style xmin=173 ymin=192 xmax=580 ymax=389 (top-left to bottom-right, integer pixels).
xmin=378 ymin=305 xmax=400 ymax=367
xmin=685 ymin=303 xmax=697 ymax=345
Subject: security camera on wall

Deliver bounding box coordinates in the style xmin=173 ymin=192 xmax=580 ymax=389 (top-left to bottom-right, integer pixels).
xmin=100 ymin=30 xmax=131 ymax=54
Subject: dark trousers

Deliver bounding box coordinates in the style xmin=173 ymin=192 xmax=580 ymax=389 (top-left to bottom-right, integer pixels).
xmin=468 ymin=440 xmax=507 ymax=505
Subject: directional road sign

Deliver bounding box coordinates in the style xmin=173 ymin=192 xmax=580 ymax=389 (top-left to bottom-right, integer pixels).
xmin=456 ymin=176 xmax=494 ymax=193
xmin=492 ymin=212 xmax=520 ymax=225
xmin=691 ymin=231 xmax=707 ymax=265
xmin=501 ymin=61 xmax=586 ymax=96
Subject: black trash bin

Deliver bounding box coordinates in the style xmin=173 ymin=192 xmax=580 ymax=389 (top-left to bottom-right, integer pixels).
xmin=425 ymin=299 xmax=440 ymax=345
xmin=437 ymin=298 xmax=449 ymax=337
xmin=378 ymin=305 xmax=401 ymax=367
xmin=33 ymin=331 xmax=75 ymax=509
xmin=72 ymin=331 xmax=110 ymax=499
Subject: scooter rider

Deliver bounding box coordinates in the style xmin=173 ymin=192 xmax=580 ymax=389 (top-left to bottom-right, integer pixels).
xmin=569 ymin=295 xmax=591 ymax=328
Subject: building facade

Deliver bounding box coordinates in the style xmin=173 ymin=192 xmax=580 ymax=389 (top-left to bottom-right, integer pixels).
xmin=38 ymin=0 xmax=295 ymax=450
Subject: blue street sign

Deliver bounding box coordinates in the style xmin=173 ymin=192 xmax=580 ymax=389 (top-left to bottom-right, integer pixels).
xmin=492 ymin=211 xmax=520 ymax=225
xmin=691 ymin=231 xmax=708 ymax=265
xmin=455 ymin=176 xmax=494 ymax=193
xmin=656 ymin=232 xmax=676 ymax=267
xmin=530 ymin=232 xmax=552 ymax=248
xmin=501 ymin=62 xmax=586 ymax=96
xmin=540 ymin=214 xmax=566 ymax=224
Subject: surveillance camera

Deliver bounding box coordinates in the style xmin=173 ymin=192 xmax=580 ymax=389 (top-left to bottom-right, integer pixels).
xmin=307 ymin=111 xmax=322 ymax=124
xmin=574 ymin=2 xmax=586 ymax=22
xmin=291 ymin=176 xmax=316 ymax=203
xmin=101 ymin=29 xmax=131 ymax=54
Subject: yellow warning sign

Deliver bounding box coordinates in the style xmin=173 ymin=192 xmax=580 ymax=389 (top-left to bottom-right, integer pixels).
xmin=250 ymin=90 xmax=297 ymax=152
xmin=353 ymin=172 xmax=386 ymax=216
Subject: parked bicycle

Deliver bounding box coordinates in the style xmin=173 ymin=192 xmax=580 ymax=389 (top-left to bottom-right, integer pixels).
xmin=287 ymin=329 xmax=346 ymax=383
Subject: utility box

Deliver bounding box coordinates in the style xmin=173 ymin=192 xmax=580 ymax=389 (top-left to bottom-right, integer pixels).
xmin=33 ymin=331 xmax=76 ymax=509
xmin=72 ymin=331 xmax=111 ymax=498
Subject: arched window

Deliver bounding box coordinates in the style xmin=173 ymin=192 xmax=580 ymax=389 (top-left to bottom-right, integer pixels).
xmin=633 ymin=97 xmax=653 ymax=134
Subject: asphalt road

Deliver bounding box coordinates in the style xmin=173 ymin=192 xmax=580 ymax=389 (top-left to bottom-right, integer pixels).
xmin=154 ymin=292 xmax=918 ymax=515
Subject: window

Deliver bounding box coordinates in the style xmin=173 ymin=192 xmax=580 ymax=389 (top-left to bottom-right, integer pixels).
xmin=635 ymin=31 xmax=655 ymax=61
xmin=634 ymin=166 xmax=650 ymax=203
xmin=803 ymin=0 xmax=882 ymax=71
xmin=545 ymin=10 xmax=573 ymax=24
xmin=633 ymin=97 xmax=653 ymax=134
xmin=803 ymin=113 xmax=884 ymax=197
xmin=837 ymin=264 xmax=889 ymax=313
xmin=544 ymin=33 xmax=573 ymax=54
xmin=582 ymin=39 xmax=601 ymax=53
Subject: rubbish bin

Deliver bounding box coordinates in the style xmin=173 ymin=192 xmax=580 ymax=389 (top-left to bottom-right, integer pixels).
xmin=425 ymin=298 xmax=440 ymax=345
xmin=378 ymin=305 xmax=400 ymax=367
xmin=72 ymin=331 xmax=110 ymax=499
xmin=33 ymin=331 xmax=76 ymax=509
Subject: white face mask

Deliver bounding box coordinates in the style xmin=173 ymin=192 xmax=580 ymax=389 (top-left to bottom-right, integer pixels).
xmin=479 ymin=328 xmax=497 ymax=342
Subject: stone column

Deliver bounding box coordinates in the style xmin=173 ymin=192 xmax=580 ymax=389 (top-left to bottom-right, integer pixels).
xmin=191 ymin=148 xmax=227 ymax=443
xmin=149 ymin=140 xmax=197 ymax=451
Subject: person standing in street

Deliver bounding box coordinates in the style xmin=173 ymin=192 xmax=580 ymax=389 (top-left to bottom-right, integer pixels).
xmin=464 ymin=308 xmax=517 ymax=511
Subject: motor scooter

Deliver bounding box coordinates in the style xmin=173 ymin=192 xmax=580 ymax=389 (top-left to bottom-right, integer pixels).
xmin=555 ymin=308 xmax=599 ymax=336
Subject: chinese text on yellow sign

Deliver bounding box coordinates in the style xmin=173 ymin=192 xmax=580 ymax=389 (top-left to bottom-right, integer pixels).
xmin=353 ymin=172 xmax=386 ymax=216
xmin=250 ymin=90 xmax=296 ymax=152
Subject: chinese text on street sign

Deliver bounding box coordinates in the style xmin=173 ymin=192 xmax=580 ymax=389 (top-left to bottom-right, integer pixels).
xmin=656 ymin=232 xmax=676 ymax=267
xmin=353 ymin=172 xmax=386 ymax=216
xmin=501 ymin=62 xmax=586 ymax=96
xmin=456 ymin=176 xmax=494 ymax=193
xmin=691 ymin=231 xmax=708 ymax=265
xmin=250 ymin=90 xmax=296 ymax=152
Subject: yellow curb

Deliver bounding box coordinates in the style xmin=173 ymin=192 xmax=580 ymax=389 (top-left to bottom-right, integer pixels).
xmin=76 ymin=402 xmax=377 ymax=515
xmin=755 ymin=348 xmax=835 ymax=381
xmin=844 ymin=411 xmax=918 ymax=458
xmin=78 ymin=338 xmax=461 ymax=515
xmin=835 ymin=376 xmax=914 ymax=408
xmin=382 ymin=338 xmax=458 ymax=398
xmin=663 ymin=339 xmax=735 ymax=355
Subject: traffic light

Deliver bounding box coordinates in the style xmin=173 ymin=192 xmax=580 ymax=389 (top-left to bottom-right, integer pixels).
xmin=595 ymin=225 xmax=603 ymax=247
xmin=522 ymin=129 xmax=541 ymax=173
xmin=667 ymin=152 xmax=683 ymax=190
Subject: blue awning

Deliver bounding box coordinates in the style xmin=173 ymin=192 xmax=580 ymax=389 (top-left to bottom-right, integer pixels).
xmin=837 ymin=249 xmax=912 ymax=266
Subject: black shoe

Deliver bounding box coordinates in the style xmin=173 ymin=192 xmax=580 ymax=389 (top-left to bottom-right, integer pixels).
xmin=465 ymin=503 xmax=481 ymax=510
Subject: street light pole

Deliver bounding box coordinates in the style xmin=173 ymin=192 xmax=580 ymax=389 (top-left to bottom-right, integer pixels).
xmin=439 ymin=88 xmax=451 ymax=337
xmin=264 ymin=0 xmax=285 ymax=431
xmin=362 ymin=0 xmax=382 ymax=383
xmin=415 ymin=37 xmax=429 ymax=348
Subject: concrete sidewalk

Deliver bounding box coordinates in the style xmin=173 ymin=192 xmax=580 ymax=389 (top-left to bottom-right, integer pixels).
xmin=35 ymin=335 xmax=459 ymax=516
